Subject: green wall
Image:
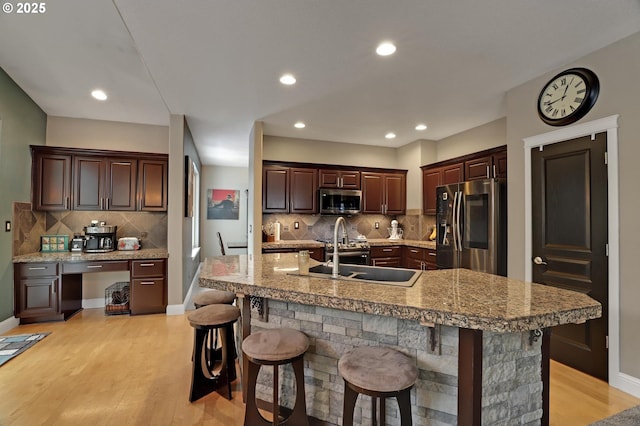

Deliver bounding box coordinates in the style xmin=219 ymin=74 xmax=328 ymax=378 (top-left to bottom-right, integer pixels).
xmin=0 ymin=67 xmax=47 ymax=322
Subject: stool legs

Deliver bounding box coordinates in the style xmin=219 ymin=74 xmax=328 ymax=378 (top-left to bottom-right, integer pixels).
xmin=189 ymin=323 xmax=236 ymax=402
xmin=342 ymin=381 xmax=413 ymax=426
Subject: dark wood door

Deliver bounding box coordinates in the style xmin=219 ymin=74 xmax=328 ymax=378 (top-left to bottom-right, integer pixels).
xmin=33 ymin=152 xmax=72 ymax=211
xmin=138 ymin=159 xmax=168 ymax=211
xmin=18 ymin=277 xmax=59 ymax=318
xmin=384 ymin=173 xmax=406 ymax=214
xmin=422 ymin=168 xmax=441 ymax=215
xmin=74 ymin=156 xmax=106 ymax=210
xmin=361 ymin=172 xmax=384 ymax=213
xmin=465 ymin=156 xmax=491 ymax=181
xmin=339 ymin=171 xmax=361 ymax=189
xmin=442 ymin=163 xmax=464 ymax=184
xmin=532 ymin=132 xmax=608 ymax=380
xmin=107 ymin=158 xmax=137 ymax=211
xmin=493 ymin=151 xmax=508 ymax=178
xmin=262 ymin=166 xmax=289 ymax=213
xmin=290 ymin=168 xmax=317 ymax=213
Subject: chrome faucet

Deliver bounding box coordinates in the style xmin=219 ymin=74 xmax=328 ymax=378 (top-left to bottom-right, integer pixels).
xmin=332 ymin=216 xmax=348 ymax=278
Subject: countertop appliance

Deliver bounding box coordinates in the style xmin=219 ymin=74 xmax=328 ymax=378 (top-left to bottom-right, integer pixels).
xmin=319 ymin=189 xmax=362 ymax=215
xmin=436 ymin=178 xmax=506 ymax=276
xmin=83 ymin=223 xmax=117 ymax=253
xmin=324 ymin=240 xmax=370 ymax=265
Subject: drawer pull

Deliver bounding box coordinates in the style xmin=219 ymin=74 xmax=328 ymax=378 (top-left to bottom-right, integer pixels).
xmin=139 ymin=263 xmax=155 ymax=267
xmin=28 ymin=266 xmax=47 ymax=270
xmin=140 ymin=281 xmax=155 ymax=285
xmin=87 ymin=265 xmax=103 ymax=269
xmin=410 ymin=249 xmax=419 ymax=253
xmin=382 ymin=248 xmax=392 ymax=252
xmin=428 ymin=252 xmax=436 ymax=256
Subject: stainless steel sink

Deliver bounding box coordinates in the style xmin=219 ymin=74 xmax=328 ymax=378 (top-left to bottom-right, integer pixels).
xmin=306 ymin=264 xmax=422 ymax=287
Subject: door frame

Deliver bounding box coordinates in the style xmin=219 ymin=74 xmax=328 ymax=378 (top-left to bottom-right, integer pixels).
xmin=522 ymin=115 xmax=637 ymax=396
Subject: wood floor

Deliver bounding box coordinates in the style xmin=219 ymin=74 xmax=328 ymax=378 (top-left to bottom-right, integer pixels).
xmin=0 ymin=309 xmax=638 ymax=425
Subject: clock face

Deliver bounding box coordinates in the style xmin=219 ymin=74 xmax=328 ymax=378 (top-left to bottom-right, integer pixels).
xmin=537 ymin=68 xmax=599 ymax=126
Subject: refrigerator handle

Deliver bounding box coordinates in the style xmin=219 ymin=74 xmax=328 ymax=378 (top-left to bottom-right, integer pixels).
xmin=456 ymin=191 xmax=463 ymax=252
xmin=451 ymin=191 xmax=458 ymax=251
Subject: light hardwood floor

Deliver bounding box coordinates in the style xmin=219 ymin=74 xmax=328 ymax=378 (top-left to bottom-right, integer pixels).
xmin=0 ymin=309 xmax=638 ymax=425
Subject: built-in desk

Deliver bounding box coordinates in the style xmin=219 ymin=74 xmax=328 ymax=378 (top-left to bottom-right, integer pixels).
xmin=12 ymin=249 xmax=168 ymax=324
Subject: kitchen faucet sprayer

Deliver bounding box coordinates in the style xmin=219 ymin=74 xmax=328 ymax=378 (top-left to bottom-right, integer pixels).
xmin=332 ymin=217 xmax=348 ymax=278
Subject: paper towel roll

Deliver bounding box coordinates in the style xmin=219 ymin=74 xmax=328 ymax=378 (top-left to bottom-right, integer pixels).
xmin=274 ymin=222 xmax=281 ymax=241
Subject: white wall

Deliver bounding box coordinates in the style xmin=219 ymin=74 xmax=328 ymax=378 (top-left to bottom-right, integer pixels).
xmin=436 ymin=118 xmax=506 ymax=162
xmin=200 ymin=165 xmax=249 ymax=257
xmin=396 ymin=140 xmax=423 ymax=211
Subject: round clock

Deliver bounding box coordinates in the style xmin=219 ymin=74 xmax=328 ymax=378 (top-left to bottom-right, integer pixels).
xmin=537 ymin=67 xmax=599 ymax=126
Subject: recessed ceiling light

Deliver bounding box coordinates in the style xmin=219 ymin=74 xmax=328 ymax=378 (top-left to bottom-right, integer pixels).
xmin=415 ymin=124 xmax=427 ymax=131
xmin=91 ymin=89 xmax=107 ymax=101
xmin=376 ymin=42 xmax=396 ymax=56
xmin=279 ymin=74 xmax=296 ymax=85
xmin=294 ymin=122 xmax=306 ymax=129
xmin=385 ymin=132 xmax=396 ymax=139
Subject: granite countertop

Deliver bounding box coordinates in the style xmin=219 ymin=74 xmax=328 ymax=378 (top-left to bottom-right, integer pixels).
xmin=262 ymin=239 xmax=436 ymax=250
xmin=199 ymin=253 xmax=601 ymax=333
xmin=12 ymin=248 xmax=169 ymax=263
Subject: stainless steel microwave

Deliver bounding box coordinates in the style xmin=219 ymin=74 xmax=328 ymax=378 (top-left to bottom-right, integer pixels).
xmin=319 ymin=189 xmax=362 ymax=215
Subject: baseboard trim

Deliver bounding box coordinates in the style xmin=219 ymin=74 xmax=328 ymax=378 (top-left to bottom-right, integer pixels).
xmin=0 ymin=316 xmax=20 ymax=334
xmin=166 ymin=304 xmax=185 ymax=315
xmin=611 ymin=372 xmax=640 ymax=399
xmin=82 ymin=298 xmax=104 ymax=309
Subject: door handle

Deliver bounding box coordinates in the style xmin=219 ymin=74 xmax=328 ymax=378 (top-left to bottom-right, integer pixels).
xmin=533 ymin=256 xmax=548 ymax=265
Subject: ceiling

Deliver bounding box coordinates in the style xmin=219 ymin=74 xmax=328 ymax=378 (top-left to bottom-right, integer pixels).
xmin=1 ymin=1 xmax=639 ymax=167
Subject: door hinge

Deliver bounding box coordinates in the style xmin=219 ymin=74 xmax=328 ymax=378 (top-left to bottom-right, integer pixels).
xmin=606 ymin=335 xmax=609 ymax=349
xmin=606 ymin=243 xmax=609 ymax=256
xmin=605 ymin=152 xmax=608 ymax=165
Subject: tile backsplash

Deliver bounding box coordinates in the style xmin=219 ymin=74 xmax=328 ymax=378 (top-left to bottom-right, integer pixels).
xmin=263 ymin=209 xmax=436 ymax=242
xmin=13 ymin=202 xmax=167 ymax=256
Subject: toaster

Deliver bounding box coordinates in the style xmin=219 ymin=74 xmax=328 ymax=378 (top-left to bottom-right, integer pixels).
xmin=118 ymin=237 xmax=141 ymax=251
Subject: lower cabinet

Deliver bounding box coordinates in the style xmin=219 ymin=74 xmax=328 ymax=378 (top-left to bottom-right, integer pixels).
xmin=403 ymin=246 xmax=438 ymax=270
xmin=370 ymin=246 xmax=402 ymax=267
xmin=130 ymin=259 xmax=167 ymax=315
xmin=15 ymin=263 xmax=60 ymax=320
xmin=262 ymin=247 xmax=325 ymax=262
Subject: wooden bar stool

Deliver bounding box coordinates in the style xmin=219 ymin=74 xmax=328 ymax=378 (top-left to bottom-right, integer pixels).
xmin=193 ymin=289 xmax=238 ymax=367
xmin=187 ymin=304 xmax=240 ymax=402
xmin=338 ymin=346 xmax=418 ymax=426
xmin=242 ymin=328 xmax=310 ymax=426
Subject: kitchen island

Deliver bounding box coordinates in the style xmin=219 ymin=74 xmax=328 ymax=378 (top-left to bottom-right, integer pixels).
xmin=199 ymin=253 xmax=601 ymax=425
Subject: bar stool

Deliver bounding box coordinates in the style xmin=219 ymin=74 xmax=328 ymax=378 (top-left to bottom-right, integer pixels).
xmin=242 ymin=328 xmax=310 ymax=426
xmin=338 ymin=346 xmax=418 ymax=426
xmin=193 ymin=289 xmax=236 ymax=308
xmin=187 ymin=304 xmax=240 ymax=402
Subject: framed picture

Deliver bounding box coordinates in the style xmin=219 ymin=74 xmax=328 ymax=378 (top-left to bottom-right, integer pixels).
xmin=207 ymin=189 xmax=240 ymax=220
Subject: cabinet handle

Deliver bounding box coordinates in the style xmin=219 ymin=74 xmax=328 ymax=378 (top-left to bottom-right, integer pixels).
xmin=139 ymin=263 xmax=155 ymax=267
xmin=28 ymin=266 xmax=47 ymax=270
xmin=383 ymin=248 xmax=392 ymax=252
xmin=486 ymin=166 xmax=490 ymax=179
xmin=493 ymin=164 xmax=497 ymax=178
xmin=428 ymin=252 xmax=436 ymax=257
xmin=87 ymin=265 xmax=103 ymax=269
xmin=106 ymin=198 xmax=109 ymax=210
xmin=410 ymin=249 xmax=419 ymax=253
xmin=140 ymin=281 xmax=155 ymax=285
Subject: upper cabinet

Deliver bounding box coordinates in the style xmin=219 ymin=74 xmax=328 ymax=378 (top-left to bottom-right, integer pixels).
xmin=319 ymin=169 xmax=361 ymax=189
xmin=262 ymin=165 xmax=318 ymax=214
xmin=361 ymin=171 xmax=406 ymax=215
xmin=31 ymin=146 xmax=167 ymax=212
xmin=421 ymin=145 xmax=506 ymax=215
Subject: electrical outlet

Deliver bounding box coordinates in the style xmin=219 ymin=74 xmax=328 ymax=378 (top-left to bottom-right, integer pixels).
xmin=283 ymin=225 xmax=289 ymax=231
xmin=294 ymin=221 xmax=299 ymax=229
xmin=375 ymin=222 xmax=379 ymax=229
xmin=140 ymin=232 xmax=148 ymax=239
xmin=5 ymin=221 xmax=11 ymax=232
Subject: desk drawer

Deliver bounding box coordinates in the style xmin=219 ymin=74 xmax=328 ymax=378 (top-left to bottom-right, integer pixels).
xmin=131 ymin=259 xmax=165 ymax=277
xmin=63 ymin=261 xmax=129 ymax=274
xmin=17 ymin=263 xmax=59 ymax=277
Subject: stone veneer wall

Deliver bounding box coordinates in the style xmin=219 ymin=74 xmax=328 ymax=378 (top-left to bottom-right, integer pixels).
xmin=12 ymin=202 xmax=167 ymax=256
xmin=263 ymin=210 xmax=437 ymax=242
xmin=248 ymin=300 xmax=542 ymax=425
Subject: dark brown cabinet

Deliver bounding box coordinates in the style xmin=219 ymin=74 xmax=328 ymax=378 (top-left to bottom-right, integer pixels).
xmin=464 ymin=151 xmax=507 ymax=181
xmin=31 ymin=146 xmax=167 ymax=212
xmin=130 ymin=259 xmax=167 ymax=315
xmin=370 ymin=245 xmax=402 ymax=267
xmin=32 ymin=150 xmax=72 ymax=211
xmin=262 ymin=165 xmax=318 ymax=214
xmin=422 ymin=163 xmax=463 ymax=215
xmin=262 ymin=246 xmax=324 ymax=261
xmin=14 ymin=263 xmax=60 ymax=320
xmin=361 ymin=172 xmax=406 ymax=215
xmin=319 ymin=169 xmax=361 ymax=189
xmin=403 ymin=246 xmax=437 ymax=270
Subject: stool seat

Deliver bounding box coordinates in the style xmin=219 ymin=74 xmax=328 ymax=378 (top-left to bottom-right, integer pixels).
xmin=188 ymin=304 xmax=240 ymax=327
xmin=339 ymin=346 xmax=418 ymax=393
xmin=242 ymin=328 xmax=309 ymax=361
xmin=193 ymin=289 xmax=236 ymax=307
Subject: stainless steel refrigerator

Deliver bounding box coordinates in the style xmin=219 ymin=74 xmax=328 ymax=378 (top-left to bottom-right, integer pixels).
xmin=436 ymin=178 xmax=507 ymax=276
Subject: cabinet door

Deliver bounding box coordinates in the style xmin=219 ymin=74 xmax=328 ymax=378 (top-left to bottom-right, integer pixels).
xmin=290 ymin=168 xmax=318 ymax=213
xmin=17 ymin=277 xmax=59 ymax=318
xmin=319 ymin=169 xmax=361 ymax=189
xmin=73 ymin=156 xmax=106 ymax=210
xmin=107 ymin=158 xmax=137 ymax=211
xmin=492 ymin=151 xmax=507 ymax=178
xmin=307 ymin=248 xmax=325 ymax=262
xmin=339 ymin=171 xmax=361 ymax=189
xmin=361 ymin=173 xmax=384 ymax=213
xmin=465 ymin=156 xmax=492 ymax=181
xmin=263 ymin=166 xmax=290 ymax=213
xmin=425 ymin=249 xmax=438 ymax=270
xmin=318 ymin=169 xmax=340 ymax=188
xmin=384 ymin=173 xmax=406 ymax=215
xmin=371 ymin=257 xmax=402 ymax=267
xmin=130 ymin=278 xmax=165 ymax=315
xmin=442 ymin=163 xmax=464 ymax=185
xmin=33 ymin=152 xmax=72 ymax=211
xmin=138 ymin=159 xmax=168 ymax=211
xmin=422 ymin=168 xmax=442 ymax=215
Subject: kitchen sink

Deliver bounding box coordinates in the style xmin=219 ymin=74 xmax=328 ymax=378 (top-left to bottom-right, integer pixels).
xmin=306 ymin=264 xmax=422 ymax=287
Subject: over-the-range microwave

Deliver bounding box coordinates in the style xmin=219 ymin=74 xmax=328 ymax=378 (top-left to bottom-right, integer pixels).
xmin=319 ymin=188 xmax=362 ymax=215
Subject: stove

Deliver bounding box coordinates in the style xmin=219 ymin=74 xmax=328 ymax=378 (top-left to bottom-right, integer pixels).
xmin=324 ymin=240 xmax=370 ymax=265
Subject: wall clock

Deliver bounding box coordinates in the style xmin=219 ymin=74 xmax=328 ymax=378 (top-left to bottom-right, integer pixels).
xmin=537 ymin=67 xmax=599 ymax=126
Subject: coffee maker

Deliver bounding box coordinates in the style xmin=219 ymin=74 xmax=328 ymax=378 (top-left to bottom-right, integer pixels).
xmin=83 ymin=221 xmax=117 ymax=253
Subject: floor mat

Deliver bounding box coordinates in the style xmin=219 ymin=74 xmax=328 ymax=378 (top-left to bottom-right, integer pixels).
xmin=590 ymin=405 xmax=640 ymax=425
xmin=0 ymin=333 xmax=50 ymax=367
